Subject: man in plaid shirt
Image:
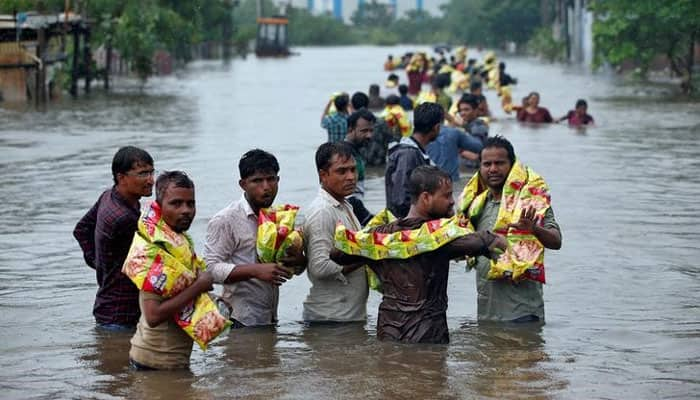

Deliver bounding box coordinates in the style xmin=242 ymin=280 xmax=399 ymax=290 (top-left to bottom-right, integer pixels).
xmin=74 ymin=146 xmax=155 ymax=331
xmin=321 ymin=93 xmax=350 ymax=143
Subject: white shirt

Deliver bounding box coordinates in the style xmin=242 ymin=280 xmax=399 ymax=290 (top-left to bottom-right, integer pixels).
xmin=204 ymin=194 xmax=278 ymax=326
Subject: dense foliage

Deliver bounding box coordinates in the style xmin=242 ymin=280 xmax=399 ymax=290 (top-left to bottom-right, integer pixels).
xmin=591 ymin=0 xmax=700 ymax=93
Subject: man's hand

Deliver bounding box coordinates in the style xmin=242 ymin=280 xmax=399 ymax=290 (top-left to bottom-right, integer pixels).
xmin=507 ymin=206 xmax=537 ymax=232
xmin=253 ymin=263 xmax=292 ymax=286
xmin=278 ymin=244 xmax=307 ymax=274
xmin=194 ymin=270 xmax=214 ymax=293
xmin=488 ymin=234 xmax=508 ymax=260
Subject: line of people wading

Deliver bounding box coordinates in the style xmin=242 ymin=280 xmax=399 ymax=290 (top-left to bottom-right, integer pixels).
xmin=74 ymin=59 xmax=563 ymax=373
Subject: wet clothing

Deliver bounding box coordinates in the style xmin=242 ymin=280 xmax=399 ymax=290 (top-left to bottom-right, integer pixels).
xmin=499 ymin=72 xmax=516 ymax=87
xmin=399 ymin=94 xmax=414 ymax=111
xmin=517 ymin=107 xmax=553 ymax=123
xmin=368 ymin=95 xmax=386 ymax=111
xmin=407 ymin=70 xmax=422 ymax=96
xmin=205 ymin=194 xmax=278 ymax=327
xmin=129 ymin=292 xmax=193 ymax=370
xmin=336 ymin=218 xmax=497 ymax=343
xmin=321 ymin=112 xmax=348 ymax=142
xmin=346 ymin=139 xmax=374 ymax=226
xmin=427 ymin=126 xmax=483 ymax=182
xmin=435 ymin=91 xmax=452 ymax=114
xmin=385 ymin=136 xmax=433 ymax=218
xmin=73 ymin=187 xmax=141 ymax=327
xmin=565 ymin=110 xmax=594 ymax=126
xmin=303 ymin=188 xmax=368 ymax=322
xmin=472 ymin=195 xmax=561 ymax=321
xmin=464 ymin=118 xmax=489 ymax=144
xmin=359 ymin=118 xmax=393 ymax=167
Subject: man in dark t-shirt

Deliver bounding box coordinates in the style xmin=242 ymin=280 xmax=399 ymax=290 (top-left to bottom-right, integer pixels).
xmin=333 ymin=166 xmax=506 ymax=343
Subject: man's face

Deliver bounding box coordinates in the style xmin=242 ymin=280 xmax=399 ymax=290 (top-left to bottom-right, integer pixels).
xmin=575 ymin=105 xmax=587 ymax=117
xmin=118 ymin=161 xmax=155 ymax=198
xmin=348 ymin=117 xmax=374 ymax=146
xmin=425 ymin=180 xmax=455 ymax=219
xmin=159 ymin=185 xmax=195 ymax=233
xmin=240 ymin=171 xmax=279 ymax=210
xmin=479 ymin=147 xmax=512 ymax=192
xmin=458 ymin=103 xmax=476 ymax=122
xmin=319 ymin=154 xmax=357 ymax=199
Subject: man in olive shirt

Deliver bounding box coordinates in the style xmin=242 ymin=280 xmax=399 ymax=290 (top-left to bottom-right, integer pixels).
xmin=303 ymin=142 xmax=368 ymax=323
xmin=472 ymin=136 xmax=562 ymax=322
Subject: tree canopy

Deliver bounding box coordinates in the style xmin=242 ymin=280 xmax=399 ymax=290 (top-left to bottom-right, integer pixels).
xmin=592 ymin=0 xmax=700 ymax=93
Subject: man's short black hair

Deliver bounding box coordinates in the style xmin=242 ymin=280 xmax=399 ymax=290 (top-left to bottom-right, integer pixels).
xmin=347 ymin=109 xmax=376 ymax=130
xmin=112 ymin=146 xmax=153 ymax=185
xmin=413 ymin=102 xmax=444 ymax=134
xmin=155 ymin=170 xmax=194 ymax=205
xmin=408 ymin=165 xmax=451 ymax=204
xmin=458 ymin=93 xmax=479 ymax=109
xmin=351 ymin=91 xmax=369 ymax=110
xmin=479 ymin=135 xmax=516 ymax=165
xmin=432 ymin=73 xmax=451 ymax=90
xmin=470 ymin=80 xmax=482 ymax=92
xmin=387 ymin=73 xmax=399 ymax=81
xmin=334 ymin=93 xmax=349 ymax=112
xmin=386 ymin=94 xmax=400 ymax=105
xmin=315 ymin=142 xmax=354 ymax=171
xmin=575 ymin=99 xmax=587 ymax=108
xmin=239 ymin=149 xmax=279 ymax=179
xmin=398 ymin=84 xmax=408 ymax=95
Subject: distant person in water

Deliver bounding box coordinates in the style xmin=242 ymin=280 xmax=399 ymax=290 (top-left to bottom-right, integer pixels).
xmin=368 ymin=84 xmax=386 ymax=111
xmin=517 ymin=92 xmax=553 ymax=123
xmin=558 ymin=99 xmax=594 ymax=126
xmin=384 ymin=55 xmax=395 ymax=71
xmin=498 ymin=62 xmax=517 ymax=87
xmin=398 ymin=84 xmax=414 ymax=111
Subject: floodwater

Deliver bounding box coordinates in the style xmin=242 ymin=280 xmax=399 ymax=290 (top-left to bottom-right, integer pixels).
xmin=1 ymin=46 xmax=699 ymax=399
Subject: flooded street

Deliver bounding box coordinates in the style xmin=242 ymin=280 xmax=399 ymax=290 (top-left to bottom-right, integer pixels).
xmin=1 ymin=46 xmax=699 ymax=399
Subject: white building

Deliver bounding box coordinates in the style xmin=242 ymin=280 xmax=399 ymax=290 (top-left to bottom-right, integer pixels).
xmin=276 ymin=0 xmax=447 ymax=23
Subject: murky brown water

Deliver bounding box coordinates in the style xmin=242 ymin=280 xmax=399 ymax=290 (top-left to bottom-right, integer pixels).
xmin=1 ymin=46 xmax=699 ymax=399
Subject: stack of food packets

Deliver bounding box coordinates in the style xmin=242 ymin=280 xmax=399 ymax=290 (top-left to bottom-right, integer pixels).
xmin=256 ymin=205 xmax=303 ymax=266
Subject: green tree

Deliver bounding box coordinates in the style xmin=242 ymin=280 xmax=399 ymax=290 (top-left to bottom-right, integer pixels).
xmin=441 ymin=0 xmax=541 ymax=46
xmin=592 ymin=0 xmax=700 ymax=94
xmin=351 ymin=0 xmax=394 ymax=27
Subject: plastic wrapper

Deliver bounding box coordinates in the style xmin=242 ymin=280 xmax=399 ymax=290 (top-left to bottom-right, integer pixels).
xmin=177 ymin=293 xmax=230 ymax=350
xmin=382 ymin=104 xmax=412 ymax=137
xmin=459 ymin=160 xmax=551 ymax=283
xmin=256 ymin=205 xmax=304 ymax=273
xmin=334 ymin=209 xmax=471 ymax=261
xmin=122 ymin=201 xmax=230 ymax=350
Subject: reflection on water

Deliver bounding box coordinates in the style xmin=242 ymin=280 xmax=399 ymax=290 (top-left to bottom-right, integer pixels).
xmin=1 ymin=46 xmax=699 ymax=399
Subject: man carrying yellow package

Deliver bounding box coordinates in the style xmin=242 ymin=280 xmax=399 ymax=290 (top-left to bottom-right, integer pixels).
xmin=332 ymin=166 xmax=506 ymax=343
xmin=459 ymin=136 xmax=562 ymax=323
xmin=123 ymin=171 xmax=230 ymax=370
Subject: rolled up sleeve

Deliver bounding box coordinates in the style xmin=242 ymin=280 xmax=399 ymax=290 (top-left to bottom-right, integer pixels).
xmin=304 ymin=208 xmax=347 ymax=283
xmin=204 ymin=216 xmax=237 ymax=283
